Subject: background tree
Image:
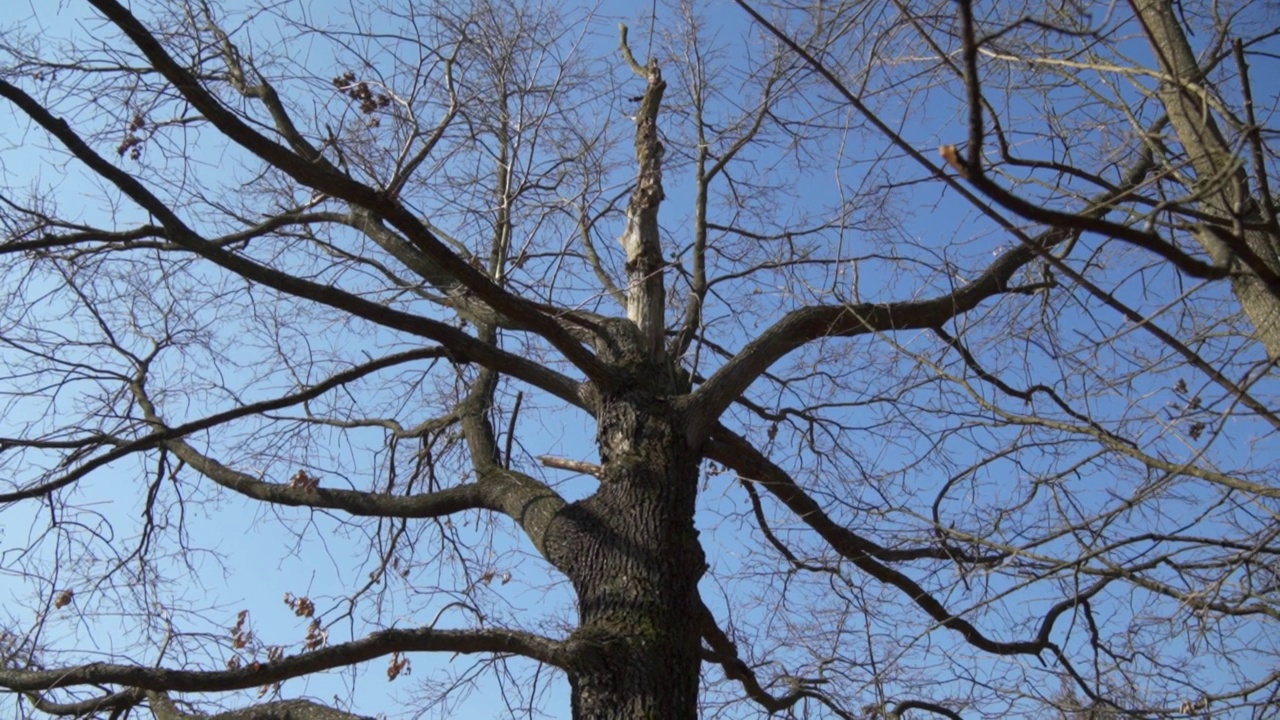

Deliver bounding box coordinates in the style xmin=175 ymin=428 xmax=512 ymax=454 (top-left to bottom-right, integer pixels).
xmin=0 ymin=0 xmax=1276 ymax=718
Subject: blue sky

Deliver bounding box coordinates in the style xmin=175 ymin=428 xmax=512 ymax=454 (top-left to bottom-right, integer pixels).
xmin=1 ymin=0 xmax=1278 ymax=718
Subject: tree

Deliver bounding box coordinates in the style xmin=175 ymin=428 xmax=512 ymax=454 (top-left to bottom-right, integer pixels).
xmin=0 ymin=0 xmax=1276 ymax=718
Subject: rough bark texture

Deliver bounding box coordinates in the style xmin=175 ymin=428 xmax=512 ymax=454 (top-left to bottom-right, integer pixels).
xmin=547 ymin=34 xmax=700 ymax=715
xmin=1135 ymin=0 xmax=1280 ymax=358
xmin=556 ymin=321 xmax=704 ymax=719
xmin=618 ymin=50 xmax=668 ymax=358
xmin=148 ymin=692 xmax=373 ymax=720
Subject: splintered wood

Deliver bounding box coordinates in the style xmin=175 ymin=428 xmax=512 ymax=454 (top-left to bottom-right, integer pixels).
xmin=619 ymin=24 xmax=668 ymax=358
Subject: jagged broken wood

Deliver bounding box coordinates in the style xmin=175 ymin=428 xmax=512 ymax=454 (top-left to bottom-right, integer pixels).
xmin=618 ymin=23 xmax=668 ymax=358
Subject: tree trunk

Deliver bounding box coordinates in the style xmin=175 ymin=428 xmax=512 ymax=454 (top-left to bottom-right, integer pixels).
xmin=559 ymin=322 xmax=704 ymax=719
xmin=1135 ymin=0 xmax=1280 ymax=358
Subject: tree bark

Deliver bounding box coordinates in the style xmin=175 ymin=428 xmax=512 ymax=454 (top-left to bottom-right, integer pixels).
xmin=618 ymin=27 xmax=669 ymax=359
xmin=557 ymin=321 xmax=704 ymax=719
xmin=147 ymin=692 xmax=373 ymax=720
xmin=1134 ymin=0 xmax=1280 ymax=358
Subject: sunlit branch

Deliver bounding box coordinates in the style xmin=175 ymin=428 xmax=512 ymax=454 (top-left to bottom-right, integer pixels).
xmin=616 ymin=23 xmax=668 ymax=358
xmin=538 ymin=455 xmax=603 ymax=477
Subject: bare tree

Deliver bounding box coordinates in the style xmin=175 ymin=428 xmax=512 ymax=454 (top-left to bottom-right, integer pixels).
xmin=0 ymin=0 xmax=1276 ymax=718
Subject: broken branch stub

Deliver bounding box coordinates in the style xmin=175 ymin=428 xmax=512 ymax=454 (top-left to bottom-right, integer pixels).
xmin=618 ymin=24 xmax=668 ymax=358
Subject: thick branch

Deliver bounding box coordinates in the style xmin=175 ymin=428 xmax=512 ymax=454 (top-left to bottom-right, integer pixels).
xmin=730 ymin=0 xmax=1280 ymax=425
xmin=172 ymin=439 xmax=494 ymax=518
xmin=617 ymin=23 xmax=649 ymax=77
xmin=1130 ymin=0 xmax=1280 ymax=357
xmin=451 ymin=342 xmax=573 ymax=564
xmin=0 ymin=626 xmax=566 ymax=694
xmin=0 ymin=349 xmax=463 ymax=505
xmin=22 ymin=689 xmax=141 ymax=717
xmin=80 ymin=0 xmax=607 ymax=380
xmin=706 ymin=425 xmax=1105 ymax=657
xmin=147 ymin=692 xmax=372 ymax=720
xmin=0 ymin=76 xmax=587 ymax=413
xmin=697 ymin=601 xmax=846 ymax=717
xmin=686 ymin=228 xmax=1048 ymax=442
xmin=342 ymin=210 xmax=605 ymax=342
xmin=122 ymin=376 xmax=571 ymax=540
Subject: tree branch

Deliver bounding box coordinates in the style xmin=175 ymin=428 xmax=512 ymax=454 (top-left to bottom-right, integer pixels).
xmin=616 ymin=23 xmax=668 ymax=357
xmin=686 ymin=228 xmax=1048 ymax=442
xmin=0 ymin=349 xmax=461 ymax=505
xmin=0 ymin=75 xmax=588 ymax=412
xmin=697 ymin=601 xmax=852 ymax=718
xmin=706 ymin=424 xmax=1107 ymax=658
xmin=80 ymin=0 xmax=609 ymax=381
xmin=146 ymin=691 xmax=373 ymax=720
xmin=0 ymin=626 xmax=566 ymax=694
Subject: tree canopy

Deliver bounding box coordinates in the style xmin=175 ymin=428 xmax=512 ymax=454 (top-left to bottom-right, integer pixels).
xmin=0 ymin=0 xmax=1277 ymax=718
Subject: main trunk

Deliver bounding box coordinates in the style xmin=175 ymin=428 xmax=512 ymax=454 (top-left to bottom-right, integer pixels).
xmin=566 ymin=36 xmax=692 ymax=714
xmin=562 ymin=325 xmax=704 ymax=719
